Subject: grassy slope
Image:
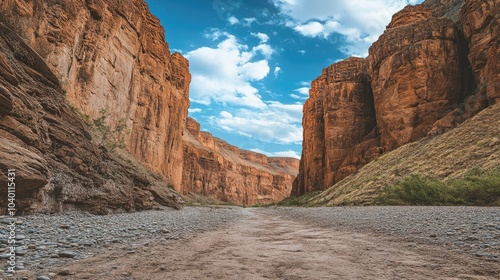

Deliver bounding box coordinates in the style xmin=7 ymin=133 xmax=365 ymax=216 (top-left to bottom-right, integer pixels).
xmin=303 ymin=103 xmax=500 ymax=206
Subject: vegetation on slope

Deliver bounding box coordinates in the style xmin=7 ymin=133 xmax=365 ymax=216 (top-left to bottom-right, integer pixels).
xmin=374 ymin=168 xmax=500 ymax=206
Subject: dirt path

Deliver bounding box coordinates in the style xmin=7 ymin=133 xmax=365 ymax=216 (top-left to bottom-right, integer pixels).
xmin=22 ymin=208 xmax=500 ymax=279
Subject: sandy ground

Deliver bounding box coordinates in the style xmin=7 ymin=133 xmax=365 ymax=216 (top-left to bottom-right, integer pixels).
xmin=17 ymin=208 xmax=500 ymax=280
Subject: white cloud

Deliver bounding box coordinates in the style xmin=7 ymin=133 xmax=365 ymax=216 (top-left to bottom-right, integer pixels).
xmin=228 ymin=16 xmax=240 ymax=25
xmin=185 ymin=32 xmax=272 ymax=108
xmin=290 ymin=93 xmax=306 ymax=100
xmin=252 ymin=44 xmax=274 ymax=59
xmin=188 ymin=108 xmax=202 ymax=114
xmin=299 ymin=50 xmax=306 ymax=55
xmin=251 ymin=32 xmax=270 ymax=43
xmin=271 ymin=0 xmax=422 ymax=56
xmin=243 ymin=17 xmax=257 ymax=26
xmin=274 ymin=66 xmax=282 ymax=78
xmin=294 ymin=87 xmax=310 ymax=95
xmin=211 ymin=101 xmax=303 ymax=144
xmin=250 ymin=149 xmax=301 ymax=159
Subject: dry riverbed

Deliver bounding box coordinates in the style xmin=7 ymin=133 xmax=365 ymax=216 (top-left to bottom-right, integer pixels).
xmin=1 ymin=207 xmax=499 ymax=279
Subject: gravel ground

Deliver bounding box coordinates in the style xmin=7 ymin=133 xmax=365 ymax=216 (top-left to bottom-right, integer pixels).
xmin=268 ymin=206 xmax=500 ymax=260
xmin=0 ymin=206 xmax=499 ymax=279
xmin=0 ymin=207 xmax=243 ymax=278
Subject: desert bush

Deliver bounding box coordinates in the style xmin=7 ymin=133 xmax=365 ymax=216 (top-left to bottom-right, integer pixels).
xmin=374 ymin=168 xmax=500 ymax=206
xmin=93 ymin=109 xmax=129 ymax=151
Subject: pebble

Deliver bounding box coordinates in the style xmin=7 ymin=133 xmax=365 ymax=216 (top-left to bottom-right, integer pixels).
xmin=58 ymin=251 xmax=77 ymax=258
xmin=58 ymin=269 xmax=71 ymax=275
xmin=37 ymin=276 xmax=50 ymax=280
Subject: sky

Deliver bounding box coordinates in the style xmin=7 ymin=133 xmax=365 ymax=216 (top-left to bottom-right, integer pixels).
xmin=145 ymin=0 xmax=422 ymax=159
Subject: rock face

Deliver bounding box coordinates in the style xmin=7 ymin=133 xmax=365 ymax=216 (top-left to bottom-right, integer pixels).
xmin=0 ymin=0 xmax=190 ymax=189
xmin=183 ymin=118 xmax=299 ymax=205
xmin=369 ymin=7 xmax=465 ymax=152
xmin=292 ymin=58 xmax=379 ymax=196
xmin=461 ymin=0 xmax=500 ymax=104
xmin=0 ymin=23 xmax=183 ymax=214
xmin=292 ymin=0 xmax=499 ymax=196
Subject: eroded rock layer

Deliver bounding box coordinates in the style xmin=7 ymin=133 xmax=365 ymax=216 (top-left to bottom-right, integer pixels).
xmin=183 ymin=118 xmax=299 ymax=205
xmin=292 ymin=0 xmax=499 ymax=196
xmin=0 ymin=0 xmax=190 ymax=189
xmin=0 ymin=23 xmax=183 ymax=214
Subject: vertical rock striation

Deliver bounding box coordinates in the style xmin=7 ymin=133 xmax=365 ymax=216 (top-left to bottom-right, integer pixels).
xmin=369 ymin=7 xmax=464 ymax=152
xmin=292 ymin=58 xmax=379 ymax=196
xmin=461 ymin=0 xmax=499 ymax=105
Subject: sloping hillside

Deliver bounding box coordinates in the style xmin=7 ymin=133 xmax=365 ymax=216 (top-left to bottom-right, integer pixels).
xmin=298 ymin=103 xmax=500 ymax=206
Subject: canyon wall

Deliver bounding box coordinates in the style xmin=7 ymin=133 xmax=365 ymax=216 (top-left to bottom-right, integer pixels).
xmin=292 ymin=0 xmax=499 ymax=196
xmin=0 ymin=0 xmax=190 ymax=189
xmin=292 ymin=58 xmax=379 ymax=196
xmin=183 ymin=118 xmax=299 ymax=205
xmin=0 ymin=23 xmax=183 ymax=214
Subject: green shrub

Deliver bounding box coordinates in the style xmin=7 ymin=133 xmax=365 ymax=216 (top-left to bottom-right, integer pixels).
xmin=93 ymin=109 xmax=129 ymax=151
xmin=374 ymin=168 xmax=500 ymax=206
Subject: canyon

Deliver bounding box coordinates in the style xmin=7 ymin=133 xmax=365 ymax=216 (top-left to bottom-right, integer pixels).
xmin=0 ymin=0 xmax=497 ymax=211
xmin=292 ymin=0 xmax=499 ymax=197
xmin=0 ymin=0 xmax=298 ymax=212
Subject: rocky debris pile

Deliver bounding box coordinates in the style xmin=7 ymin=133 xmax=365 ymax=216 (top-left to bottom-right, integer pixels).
xmin=0 ymin=207 xmax=243 ymax=278
xmin=272 ymin=206 xmax=500 ymax=261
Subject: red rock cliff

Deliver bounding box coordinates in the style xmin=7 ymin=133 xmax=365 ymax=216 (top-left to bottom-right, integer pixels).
xmin=292 ymin=0 xmax=499 ymax=196
xmin=183 ymin=118 xmax=299 ymax=205
xmin=0 ymin=23 xmax=183 ymax=214
xmin=292 ymin=58 xmax=379 ymax=196
xmin=0 ymin=0 xmax=190 ymax=189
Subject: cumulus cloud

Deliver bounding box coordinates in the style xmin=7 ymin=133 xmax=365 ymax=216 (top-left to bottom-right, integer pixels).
xmin=243 ymin=17 xmax=257 ymax=26
xmin=228 ymin=16 xmax=240 ymax=25
xmin=211 ymin=101 xmax=303 ymax=144
xmin=294 ymin=87 xmax=310 ymax=95
xmin=271 ymin=0 xmax=422 ymax=56
xmin=250 ymin=149 xmax=301 ymax=159
xmin=185 ymin=32 xmax=273 ymax=108
xmin=251 ymin=32 xmax=270 ymax=43
xmin=252 ymin=44 xmax=274 ymax=59
xmin=188 ymin=108 xmax=202 ymax=114
xmin=274 ymin=66 xmax=282 ymax=78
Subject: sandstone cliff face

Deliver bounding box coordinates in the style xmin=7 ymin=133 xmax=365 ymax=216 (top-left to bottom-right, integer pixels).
xmin=292 ymin=58 xmax=379 ymax=196
xmin=292 ymin=0 xmax=499 ymax=196
xmin=0 ymin=23 xmax=183 ymax=214
xmin=369 ymin=9 xmax=465 ymax=152
xmin=183 ymin=118 xmax=299 ymax=205
xmin=0 ymin=0 xmax=190 ymax=189
xmin=461 ymin=0 xmax=499 ymax=105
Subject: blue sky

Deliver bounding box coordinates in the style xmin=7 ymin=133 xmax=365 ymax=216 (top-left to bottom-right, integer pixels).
xmin=145 ymin=0 xmax=422 ymax=159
